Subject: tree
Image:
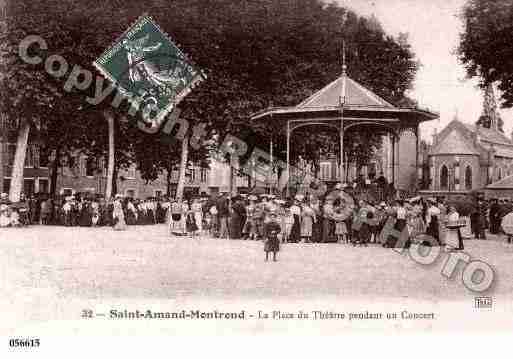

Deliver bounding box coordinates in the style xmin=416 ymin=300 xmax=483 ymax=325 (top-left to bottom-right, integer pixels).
xmin=2 ymin=0 xmax=419 ymax=201
xmin=1 ymin=0 xmax=153 ymax=199
xmin=458 ymin=0 xmax=513 ymax=107
xmin=475 ymin=82 xmax=504 ymax=132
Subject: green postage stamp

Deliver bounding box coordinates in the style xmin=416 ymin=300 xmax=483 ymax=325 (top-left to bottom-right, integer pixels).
xmin=93 ymin=14 xmax=204 ymax=121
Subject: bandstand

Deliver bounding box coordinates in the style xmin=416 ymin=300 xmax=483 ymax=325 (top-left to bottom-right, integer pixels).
xmin=251 ymin=66 xmax=439 ymax=195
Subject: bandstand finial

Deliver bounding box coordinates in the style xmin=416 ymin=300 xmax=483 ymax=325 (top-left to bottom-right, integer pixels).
xmin=340 ymin=39 xmax=347 ymax=107
xmin=342 ymin=39 xmax=347 ymax=76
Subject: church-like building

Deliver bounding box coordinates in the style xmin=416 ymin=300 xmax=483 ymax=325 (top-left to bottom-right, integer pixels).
xmin=423 ymin=84 xmax=513 ymax=198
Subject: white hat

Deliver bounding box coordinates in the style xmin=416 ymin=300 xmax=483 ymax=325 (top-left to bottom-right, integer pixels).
xmin=248 ymin=195 xmax=258 ymax=201
xmin=275 ymin=199 xmax=286 ymax=205
xmin=295 ymin=194 xmax=305 ymax=201
xmin=379 ymin=202 xmax=386 ymax=207
xmin=365 ymin=179 xmax=371 ymax=185
xmin=335 ymin=183 xmax=342 ymax=190
xmin=268 ymin=194 xmax=276 ymax=199
xmin=0 ymin=192 xmax=7 ymax=199
xmin=341 ymin=183 xmax=348 ymax=188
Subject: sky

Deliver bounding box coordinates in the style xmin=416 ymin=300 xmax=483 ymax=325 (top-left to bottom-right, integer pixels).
xmin=335 ymin=0 xmax=513 ymax=142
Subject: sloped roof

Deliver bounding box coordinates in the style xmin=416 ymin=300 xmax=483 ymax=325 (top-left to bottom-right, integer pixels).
xmin=298 ymin=75 xmax=395 ymax=109
xmin=462 ymin=123 xmax=513 ymax=145
xmin=250 ymin=73 xmax=439 ymax=124
xmin=429 ymin=129 xmax=479 ymax=155
xmin=487 ymin=175 xmax=513 ymax=189
xmin=495 ymin=148 xmax=513 ymax=158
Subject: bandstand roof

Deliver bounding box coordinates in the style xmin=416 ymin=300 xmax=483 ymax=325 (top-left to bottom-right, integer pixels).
xmin=251 ymin=74 xmax=439 ymax=124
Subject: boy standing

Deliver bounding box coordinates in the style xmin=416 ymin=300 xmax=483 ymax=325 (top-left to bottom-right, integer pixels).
xmin=264 ymin=212 xmax=281 ymax=262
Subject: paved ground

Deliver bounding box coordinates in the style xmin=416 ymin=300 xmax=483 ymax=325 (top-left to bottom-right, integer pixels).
xmin=1 ymin=225 xmax=512 ymax=334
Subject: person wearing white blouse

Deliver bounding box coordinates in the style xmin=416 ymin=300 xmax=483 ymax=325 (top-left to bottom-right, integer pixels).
xmin=446 ymin=206 xmax=464 ymax=250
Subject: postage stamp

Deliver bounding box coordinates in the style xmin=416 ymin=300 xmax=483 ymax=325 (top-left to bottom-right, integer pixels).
xmin=93 ymin=14 xmax=205 ymax=122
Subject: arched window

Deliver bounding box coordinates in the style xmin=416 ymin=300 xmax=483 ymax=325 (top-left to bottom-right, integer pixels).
xmin=440 ymin=165 xmax=449 ymax=190
xmin=498 ymin=167 xmax=503 ymax=181
xmin=465 ymin=165 xmax=472 ymax=190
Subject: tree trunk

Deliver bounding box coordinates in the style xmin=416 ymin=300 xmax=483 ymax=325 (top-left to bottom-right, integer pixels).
xmin=112 ymin=164 xmax=118 ymax=196
xmin=166 ymin=165 xmax=172 ymax=197
xmin=176 ymin=135 xmax=189 ymax=201
xmin=49 ymin=146 xmax=60 ymax=197
xmin=9 ymin=119 xmax=30 ymax=202
xmin=104 ymin=111 xmax=115 ymax=199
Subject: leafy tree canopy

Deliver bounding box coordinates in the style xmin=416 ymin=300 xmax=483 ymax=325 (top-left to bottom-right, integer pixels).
xmin=458 ymin=0 xmax=513 ymax=107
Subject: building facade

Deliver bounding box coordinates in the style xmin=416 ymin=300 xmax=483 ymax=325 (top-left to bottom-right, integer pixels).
xmin=424 ymin=119 xmax=513 ymax=195
xmin=1 ymin=114 xmax=252 ymax=198
xmin=311 ymin=130 xmax=418 ymax=191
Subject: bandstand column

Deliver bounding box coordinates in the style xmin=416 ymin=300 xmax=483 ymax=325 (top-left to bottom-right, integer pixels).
xmin=394 ymin=132 xmax=400 ymax=187
xmin=339 ymin=122 xmax=344 ymax=182
xmin=269 ymin=137 xmax=273 ymax=193
xmin=391 ymin=134 xmax=396 ymax=185
xmin=286 ymin=120 xmax=290 ymax=197
xmin=416 ymin=126 xmax=421 ymax=185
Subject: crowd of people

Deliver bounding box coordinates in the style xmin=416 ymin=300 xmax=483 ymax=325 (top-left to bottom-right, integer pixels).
xmin=0 ymin=192 xmax=167 ymax=229
xmin=1 ymin=183 xmax=512 ymax=252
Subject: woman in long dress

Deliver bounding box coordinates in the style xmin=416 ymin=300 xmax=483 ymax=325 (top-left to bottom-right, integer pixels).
xmin=332 ymin=206 xmax=348 ymax=243
xmin=126 ymin=199 xmax=138 ymax=225
xmin=301 ymin=202 xmax=316 ymax=243
xmin=445 ymin=206 xmax=464 ymax=250
xmin=137 ymin=201 xmax=148 ymax=225
xmin=242 ymin=197 xmax=258 ymax=240
xmin=425 ymin=199 xmax=442 ymax=246
xmin=322 ymin=199 xmax=335 ymax=243
xmin=169 ymin=199 xmax=184 ymax=235
xmin=78 ymin=200 xmax=92 ymax=227
xmin=191 ymin=198 xmax=203 ymax=235
xmin=229 ymin=197 xmax=245 ymax=240
xmin=310 ymin=196 xmax=322 ymax=243
xmin=180 ymin=200 xmax=190 ymax=234
xmin=289 ymin=199 xmax=302 ymax=243
xmin=91 ymin=200 xmax=100 ymax=227
xmin=185 ymin=206 xmax=198 ymax=237
xmin=112 ymin=196 xmax=127 ymax=231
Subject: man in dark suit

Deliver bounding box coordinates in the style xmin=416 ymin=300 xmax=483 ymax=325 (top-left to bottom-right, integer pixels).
xmin=489 ymin=198 xmax=501 ymax=234
xmin=216 ymin=192 xmax=230 ymax=239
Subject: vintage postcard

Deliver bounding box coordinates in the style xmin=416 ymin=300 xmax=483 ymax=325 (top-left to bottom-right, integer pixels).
xmin=1 ymin=0 xmax=513 ymax=354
